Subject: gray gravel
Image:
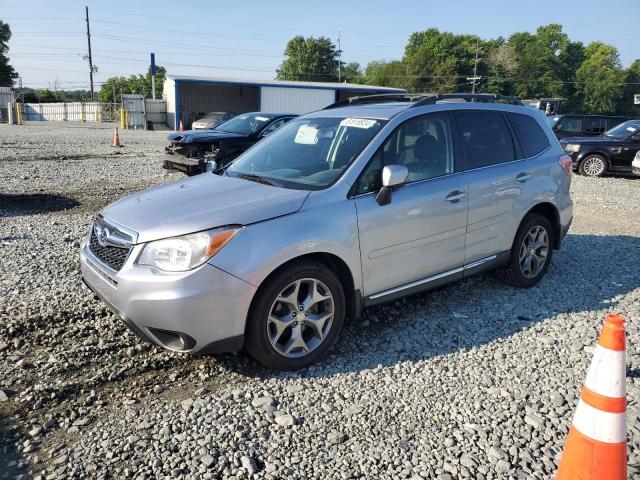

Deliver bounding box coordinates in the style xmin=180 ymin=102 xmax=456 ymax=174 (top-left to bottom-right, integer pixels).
xmin=1 ymin=122 xmax=639 ymax=479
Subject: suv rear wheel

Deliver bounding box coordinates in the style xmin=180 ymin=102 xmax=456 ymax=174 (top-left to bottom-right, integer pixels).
xmin=499 ymin=214 xmax=554 ymax=288
xmin=579 ymin=154 xmax=607 ymax=177
xmin=245 ymin=260 xmax=345 ymax=370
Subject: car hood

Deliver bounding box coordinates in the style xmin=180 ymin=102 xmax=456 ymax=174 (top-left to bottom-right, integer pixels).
xmin=102 ymin=174 xmax=310 ymax=243
xmin=560 ymin=136 xmax=622 ymax=145
xmin=166 ymin=130 xmax=246 ymax=144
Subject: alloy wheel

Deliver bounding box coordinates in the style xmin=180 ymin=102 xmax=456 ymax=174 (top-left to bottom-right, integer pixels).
xmin=267 ymin=278 xmax=334 ymax=358
xmin=519 ymin=225 xmax=549 ymax=279
xmin=582 ymin=157 xmax=605 ymax=177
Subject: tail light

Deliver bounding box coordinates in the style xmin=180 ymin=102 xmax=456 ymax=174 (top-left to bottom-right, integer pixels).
xmin=558 ymin=155 xmax=573 ymax=177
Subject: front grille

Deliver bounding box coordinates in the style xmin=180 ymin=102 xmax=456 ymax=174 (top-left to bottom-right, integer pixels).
xmin=88 ymin=219 xmax=133 ymax=271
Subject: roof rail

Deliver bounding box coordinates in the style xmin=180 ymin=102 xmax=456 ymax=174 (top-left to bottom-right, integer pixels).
xmin=323 ymin=92 xmax=523 ymax=110
xmin=411 ymin=93 xmax=523 ymax=108
xmin=323 ymin=93 xmax=435 ymax=109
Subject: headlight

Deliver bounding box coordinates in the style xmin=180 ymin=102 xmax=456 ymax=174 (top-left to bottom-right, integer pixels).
xmin=562 ymin=144 xmax=580 ymax=153
xmin=138 ymin=226 xmax=241 ymax=272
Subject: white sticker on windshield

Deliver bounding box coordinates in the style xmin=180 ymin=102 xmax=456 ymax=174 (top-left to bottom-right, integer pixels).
xmin=627 ymin=127 xmax=637 ymax=132
xmin=294 ymin=125 xmax=319 ymax=145
xmin=340 ymin=118 xmax=377 ymax=129
xmin=255 ymin=116 xmax=270 ymax=122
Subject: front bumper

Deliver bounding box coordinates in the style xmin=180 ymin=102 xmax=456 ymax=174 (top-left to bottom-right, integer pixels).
xmin=632 ymin=156 xmax=640 ymax=176
xmin=80 ymin=236 xmax=256 ymax=354
xmin=162 ymin=153 xmax=203 ymax=175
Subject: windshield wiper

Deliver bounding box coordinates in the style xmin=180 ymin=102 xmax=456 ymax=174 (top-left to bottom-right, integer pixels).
xmin=235 ymin=173 xmax=283 ymax=187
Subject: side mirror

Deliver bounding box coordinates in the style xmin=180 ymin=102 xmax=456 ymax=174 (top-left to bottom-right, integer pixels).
xmin=376 ymin=165 xmax=408 ymax=206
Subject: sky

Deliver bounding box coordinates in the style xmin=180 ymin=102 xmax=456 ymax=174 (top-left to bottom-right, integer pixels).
xmin=1 ymin=0 xmax=638 ymax=91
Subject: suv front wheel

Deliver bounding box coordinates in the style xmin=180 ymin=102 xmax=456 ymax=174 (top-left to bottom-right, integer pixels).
xmin=499 ymin=214 xmax=554 ymax=288
xmin=245 ymin=260 xmax=346 ymax=370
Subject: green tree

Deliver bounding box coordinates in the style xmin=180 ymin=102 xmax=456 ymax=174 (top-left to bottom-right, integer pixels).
xmin=621 ymin=60 xmax=640 ymax=115
xmin=485 ymin=42 xmax=518 ymax=95
xmin=0 ymin=20 xmax=18 ymax=87
xmin=363 ymin=60 xmax=411 ymax=90
xmin=576 ymin=42 xmax=624 ymax=113
xmin=402 ymin=28 xmax=485 ymax=93
xmin=98 ymin=66 xmax=166 ymax=103
xmin=341 ymin=62 xmax=363 ymax=84
xmin=277 ymin=36 xmax=340 ymax=82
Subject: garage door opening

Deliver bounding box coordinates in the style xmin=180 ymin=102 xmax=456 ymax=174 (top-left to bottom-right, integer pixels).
xmin=179 ymin=83 xmax=260 ymax=129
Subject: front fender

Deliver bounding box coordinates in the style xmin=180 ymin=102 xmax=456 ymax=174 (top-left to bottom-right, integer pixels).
xmin=209 ymin=196 xmax=362 ymax=293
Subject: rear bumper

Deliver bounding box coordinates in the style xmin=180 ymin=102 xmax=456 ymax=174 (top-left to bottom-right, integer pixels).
xmin=632 ymin=157 xmax=640 ymax=176
xmin=80 ymin=236 xmax=255 ymax=354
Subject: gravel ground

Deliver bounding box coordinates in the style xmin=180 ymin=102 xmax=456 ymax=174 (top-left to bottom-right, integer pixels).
xmin=0 ymin=122 xmax=638 ymax=480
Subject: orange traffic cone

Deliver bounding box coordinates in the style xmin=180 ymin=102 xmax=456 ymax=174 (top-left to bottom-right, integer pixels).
xmin=556 ymin=313 xmax=627 ymax=479
xmin=112 ymin=126 xmax=122 ymax=147
xmin=179 ymin=120 xmax=185 ymax=132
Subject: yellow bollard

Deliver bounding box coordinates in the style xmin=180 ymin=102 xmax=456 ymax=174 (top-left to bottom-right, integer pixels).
xmin=120 ymin=107 xmax=126 ymax=129
xmin=16 ymin=102 xmax=23 ymax=125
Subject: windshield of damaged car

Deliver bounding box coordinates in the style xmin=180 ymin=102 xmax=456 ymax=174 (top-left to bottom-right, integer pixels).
xmin=604 ymin=121 xmax=640 ymax=140
xmin=226 ymin=117 xmax=385 ymax=189
xmin=215 ymin=113 xmax=276 ymax=135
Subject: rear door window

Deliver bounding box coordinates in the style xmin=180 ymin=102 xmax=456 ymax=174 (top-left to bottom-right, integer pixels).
xmin=455 ymin=111 xmax=516 ymax=169
xmin=507 ymin=113 xmax=550 ymax=158
xmin=556 ymin=117 xmax=583 ymax=134
xmin=584 ymin=117 xmax=605 ymax=135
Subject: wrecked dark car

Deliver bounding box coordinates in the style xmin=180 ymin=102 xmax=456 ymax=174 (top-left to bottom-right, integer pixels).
xmin=163 ymin=112 xmax=297 ymax=175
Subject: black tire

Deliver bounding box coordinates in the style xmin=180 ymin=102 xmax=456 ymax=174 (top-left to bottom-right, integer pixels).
xmin=578 ymin=154 xmax=607 ymax=177
xmin=498 ymin=214 xmax=554 ymax=288
xmin=245 ymin=260 xmax=345 ymax=370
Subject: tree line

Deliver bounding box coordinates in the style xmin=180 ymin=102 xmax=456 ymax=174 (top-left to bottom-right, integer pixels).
xmin=277 ymin=24 xmax=640 ymax=115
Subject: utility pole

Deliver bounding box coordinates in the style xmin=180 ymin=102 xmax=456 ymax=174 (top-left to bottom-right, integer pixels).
xmin=85 ymin=6 xmax=95 ymax=101
xmin=337 ymin=28 xmax=342 ymax=83
xmin=467 ymin=39 xmax=482 ymax=94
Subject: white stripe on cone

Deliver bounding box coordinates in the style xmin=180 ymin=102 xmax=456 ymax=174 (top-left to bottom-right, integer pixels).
xmin=572 ymin=399 xmax=627 ymax=443
xmin=584 ymin=345 xmax=626 ymax=398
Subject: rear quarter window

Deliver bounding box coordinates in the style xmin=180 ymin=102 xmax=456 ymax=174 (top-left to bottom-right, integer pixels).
xmin=507 ymin=113 xmax=550 ymax=158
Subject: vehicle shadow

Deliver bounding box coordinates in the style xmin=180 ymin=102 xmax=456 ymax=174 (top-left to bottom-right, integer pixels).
xmin=0 ymin=193 xmax=80 ymax=217
xmin=0 ymin=407 xmax=24 ymax=479
xmin=226 ymin=232 xmax=639 ymax=377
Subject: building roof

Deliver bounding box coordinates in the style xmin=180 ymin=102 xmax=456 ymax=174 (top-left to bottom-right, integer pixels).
xmin=166 ymin=74 xmax=405 ymax=93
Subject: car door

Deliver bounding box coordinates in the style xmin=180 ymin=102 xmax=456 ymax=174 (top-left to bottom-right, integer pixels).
xmin=456 ymin=110 xmax=534 ymax=265
xmin=353 ymin=112 xmax=468 ymax=298
xmin=612 ymin=131 xmax=640 ymax=170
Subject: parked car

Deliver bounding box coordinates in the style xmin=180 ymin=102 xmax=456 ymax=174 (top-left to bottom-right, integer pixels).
xmin=632 ymin=150 xmax=640 ymax=177
xmin=551 ymin=114 xmax=634 ymax=139
xmin=191 ymin=111 xmax=236 ymax=130
xmin=560 ymin=120 xmax=640 ymax=177
xmin=163 ymin=112 xmax=297 ymax=175
xmin=80 ymin=93 xmax=573 ymax=370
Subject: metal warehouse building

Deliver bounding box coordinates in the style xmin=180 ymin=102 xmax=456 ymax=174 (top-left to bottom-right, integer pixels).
xmin=163 ymin=74 xmax=405 ymax=129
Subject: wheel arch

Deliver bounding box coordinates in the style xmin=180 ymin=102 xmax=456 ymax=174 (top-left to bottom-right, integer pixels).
xmin=247 ymin=252 xmax=361 ymax=328
xmin=521 ymin=202 xmax=562 ymax=249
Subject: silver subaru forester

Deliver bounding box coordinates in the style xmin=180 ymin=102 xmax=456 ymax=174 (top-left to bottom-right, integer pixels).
xmin=80 ymin=94 xmax=573 ymax=370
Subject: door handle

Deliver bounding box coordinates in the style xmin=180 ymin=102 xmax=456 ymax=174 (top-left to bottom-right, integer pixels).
xmin=445 ymin=191 xmax=466 ymax=203
xmin=516 ymin=173 xmax=532 ymax=183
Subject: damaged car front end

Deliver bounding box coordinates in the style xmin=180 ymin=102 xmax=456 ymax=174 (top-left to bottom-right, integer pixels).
xmin=163 ymin=112 xmax=297 ymax=176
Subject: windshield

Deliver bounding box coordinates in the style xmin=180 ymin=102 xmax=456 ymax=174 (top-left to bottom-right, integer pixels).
xmin=215 ymin=113 xmax=275 ymax=135
xmin=604 ymin=120 xmax=640 ymax=140
xmin=227 ymin=116 xmax=385 ymax=189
